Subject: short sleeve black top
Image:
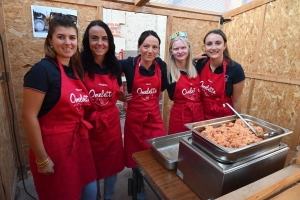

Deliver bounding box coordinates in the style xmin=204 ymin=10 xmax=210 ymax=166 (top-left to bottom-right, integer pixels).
xmin=85 ymin=62 xmax=123 ymax=86
xmin=23 ymin=57 xmax=77 ymax=118
xmin=195 ymin=58 xmax=245 ymax=97
xmin=119 ymin=55 xmax=169 ymax=93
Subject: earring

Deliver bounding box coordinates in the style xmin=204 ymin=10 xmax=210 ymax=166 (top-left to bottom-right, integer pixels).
xmin=50 ymin=45 xmax=53 ymax=49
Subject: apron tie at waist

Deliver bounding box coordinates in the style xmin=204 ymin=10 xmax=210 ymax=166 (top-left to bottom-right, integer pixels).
xmin=139 ymin=112 xmax=152 ymax=143
xmin=182 ymin=102 xmax=202 ymax=122
xmin=143 ymin=112 xmax=151 ymax=122
xmin=71 ymin=119 xmax=93 ymax=153
xmin=90 ymin=111 xmax=109 ymax=132
xmin=203 ymin=98 xmax=222 ymax=113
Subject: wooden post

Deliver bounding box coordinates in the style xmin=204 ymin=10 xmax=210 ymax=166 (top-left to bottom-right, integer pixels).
xmin=97 ymin=6 xmax=103 ymax=20
xmin=162 ymin=15 xmax=172 ymax=133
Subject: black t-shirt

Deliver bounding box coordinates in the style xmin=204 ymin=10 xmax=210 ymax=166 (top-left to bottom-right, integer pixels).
xmin=23 ymin=57 xmax=77 ymax=117
xmin=119 ymin=55 xmax=168 ymax=93
xmin=86 ymin=62 xmax=123 ymax=86
xmin=195 ymin=58 xmax=245 ymax=96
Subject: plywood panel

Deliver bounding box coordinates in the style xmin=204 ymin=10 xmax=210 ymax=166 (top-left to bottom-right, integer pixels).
xmin=0 ymin=83 xmax=16 ymax=200
xmin=250 ymin=80 xmax=300 ymax=145
xmin=223 ymin=6 xmax=262 ymax=73
xmin=258 ymin=0 xmax=300 ymax=78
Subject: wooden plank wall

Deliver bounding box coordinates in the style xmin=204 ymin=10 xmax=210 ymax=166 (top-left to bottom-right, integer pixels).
xmin=0 ymin=0 xmax=18 ymax=199
xmin=223 ymin=0 xmax=300 ymax=149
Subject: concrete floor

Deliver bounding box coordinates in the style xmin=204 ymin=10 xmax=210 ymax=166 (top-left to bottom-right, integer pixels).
xmin=15 ymin=167 xmax=158 ymax=200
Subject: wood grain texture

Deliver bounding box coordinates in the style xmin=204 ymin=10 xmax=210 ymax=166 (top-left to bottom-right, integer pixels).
xmin=216 ymin=164 xmax=300 ymax=200
xmin=133 ymin=150 xmax=201 ymax=200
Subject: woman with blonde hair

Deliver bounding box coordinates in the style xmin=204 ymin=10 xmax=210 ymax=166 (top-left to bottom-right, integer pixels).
xmin=167 ymin=31 xmax=204 ymax=134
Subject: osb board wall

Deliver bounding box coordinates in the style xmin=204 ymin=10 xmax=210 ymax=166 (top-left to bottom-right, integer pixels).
xmin=223 ymin=0 xmax=300 ymax=147
xmin=2 ymin=0 xmax=98 ymax=166
xmin=0 ymin=84 xmax=16 ymax=199
xmin=163 ymin=17 xmax=218 ymax=130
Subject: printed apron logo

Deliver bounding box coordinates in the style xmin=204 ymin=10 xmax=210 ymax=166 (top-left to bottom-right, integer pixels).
xmin=182 ymin=87 xmax=197 ymax=100
xmin=137 ymin=87 xmax=157 ymax=101
xmin=89 ymin=89 xmax=113 ymax=106
xmin=200 ymin=81 xmax=216 ymax=96
xmin=70 ymin=93 xmax=90 ymax=111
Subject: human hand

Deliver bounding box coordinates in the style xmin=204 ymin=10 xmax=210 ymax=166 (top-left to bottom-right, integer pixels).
xmin=37 ymin=159 xmax=55 ymax=175
xmin=193 ymin=52 xmax=208 ymax=61
xmin=124 ymin=93 xmax=133 ymax=102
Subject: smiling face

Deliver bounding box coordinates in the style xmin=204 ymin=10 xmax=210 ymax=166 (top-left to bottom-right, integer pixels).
xmin=204 ymin=33 xmax=227 ymax=59
xmin=48 ymin=26 xmax=77 ymax=65
xmin=171 ymin=39 xmax=189 ymax=62
xmin=138 ymin=35 xmax=160 ymax=65
xmin=88 ymin=25 xmax=109 ymax=58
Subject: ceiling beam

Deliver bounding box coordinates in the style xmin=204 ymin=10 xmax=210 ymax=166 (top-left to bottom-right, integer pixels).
xmin=134 ymin=0 xmax=150 ymax=6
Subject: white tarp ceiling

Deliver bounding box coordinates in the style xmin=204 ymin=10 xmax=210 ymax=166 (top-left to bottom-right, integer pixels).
xmin=150 ymin=0 xmax=254 ymax=13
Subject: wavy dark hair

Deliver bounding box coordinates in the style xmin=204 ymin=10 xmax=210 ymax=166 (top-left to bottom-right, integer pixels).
xmin=44 ymin=17 xmax=84 ymax=80
xmin=81 ymin=20 xmax=119 ymax=79
xmin=203 ymin=29 xmax=234 ymax=66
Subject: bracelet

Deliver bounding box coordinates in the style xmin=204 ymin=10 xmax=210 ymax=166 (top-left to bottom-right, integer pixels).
xmin=36 ymin=156 xmax=50 ymax=168
xmin=37 ymin=159 xmax=50 ymax=168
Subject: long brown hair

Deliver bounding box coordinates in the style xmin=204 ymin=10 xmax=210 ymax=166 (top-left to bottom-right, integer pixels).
xmin=203 ymin=29 xmax=234 ymax=66
xmin=44 ymin=16 xmax=84 ymax=80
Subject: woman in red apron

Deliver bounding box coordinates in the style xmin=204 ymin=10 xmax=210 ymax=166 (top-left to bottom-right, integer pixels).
xmin=22 ymin=16 xmax=97 ymax=200
xmin=196 ymin=29 xmax=245 ymax=120
xmin=167 ymin=31 xmax=204 ymax=134
xmin=120 ymin=30 xmax=168 ymax=168
xmin=81 ymin=20 xmax=125 ymax=200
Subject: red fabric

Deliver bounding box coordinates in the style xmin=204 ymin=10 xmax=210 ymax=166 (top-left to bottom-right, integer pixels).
xmin=200 ymin=59 xmax=233 ymax=120
xmin=124 ymin=57 xmax=166 ymax=168
xmin=29 ymin=59 xmax=97 ymax=200
xmin=168 ymin=73 xmax=204 ymax=134
xmin=84 ymin=72 xmax=124 ymax=179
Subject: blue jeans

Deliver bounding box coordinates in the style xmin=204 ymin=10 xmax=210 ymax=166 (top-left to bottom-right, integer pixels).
xmin=104 ymin=174 xmax=118 ymax=199
xmin=80 ymin=180 xmax=97 ymax=200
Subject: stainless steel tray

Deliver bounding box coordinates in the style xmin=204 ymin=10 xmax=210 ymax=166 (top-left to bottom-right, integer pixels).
xmin=185 ymin=114 xmax=292 ymax=163
xmin=146 ymin=131 xmax=191 ymax=170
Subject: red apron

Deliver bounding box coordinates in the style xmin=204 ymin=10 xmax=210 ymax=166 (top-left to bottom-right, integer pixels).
xmin=84 ymin=72 xmax=124 ymax=180
xmin=169 ymin=73 xmax=204 ymax=134
xmin=29 ymin=59 xmax=97 ymax=200
xmin=124 ymin=57 xmax=166 ymax=168
xmin=200 ymin=59 xmax=233 ymax=120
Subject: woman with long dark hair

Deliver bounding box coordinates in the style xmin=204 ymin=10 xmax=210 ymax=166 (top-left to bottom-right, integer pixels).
xmin=22 ymin=15 xmax=97 ymax=200
xmin=81 ymin=20 xmax=126 ymax=200
xmin=196 ymin=29 xmax=245 ymax=120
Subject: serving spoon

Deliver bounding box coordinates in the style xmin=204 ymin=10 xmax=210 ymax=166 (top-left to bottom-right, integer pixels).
xmin=225 ymin=103 xmax=260 ymax=137
xmin=225 ymin=103 xmax=278 ymax=138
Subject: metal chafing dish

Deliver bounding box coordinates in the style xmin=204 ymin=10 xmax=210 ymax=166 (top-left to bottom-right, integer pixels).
xmin=177 ymin=136 xmax=289 ymax=200
xmin=146 ymin=131 xmax=191 ymax=170
xmin=185 ymin=114 xmax=292 ymax=163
